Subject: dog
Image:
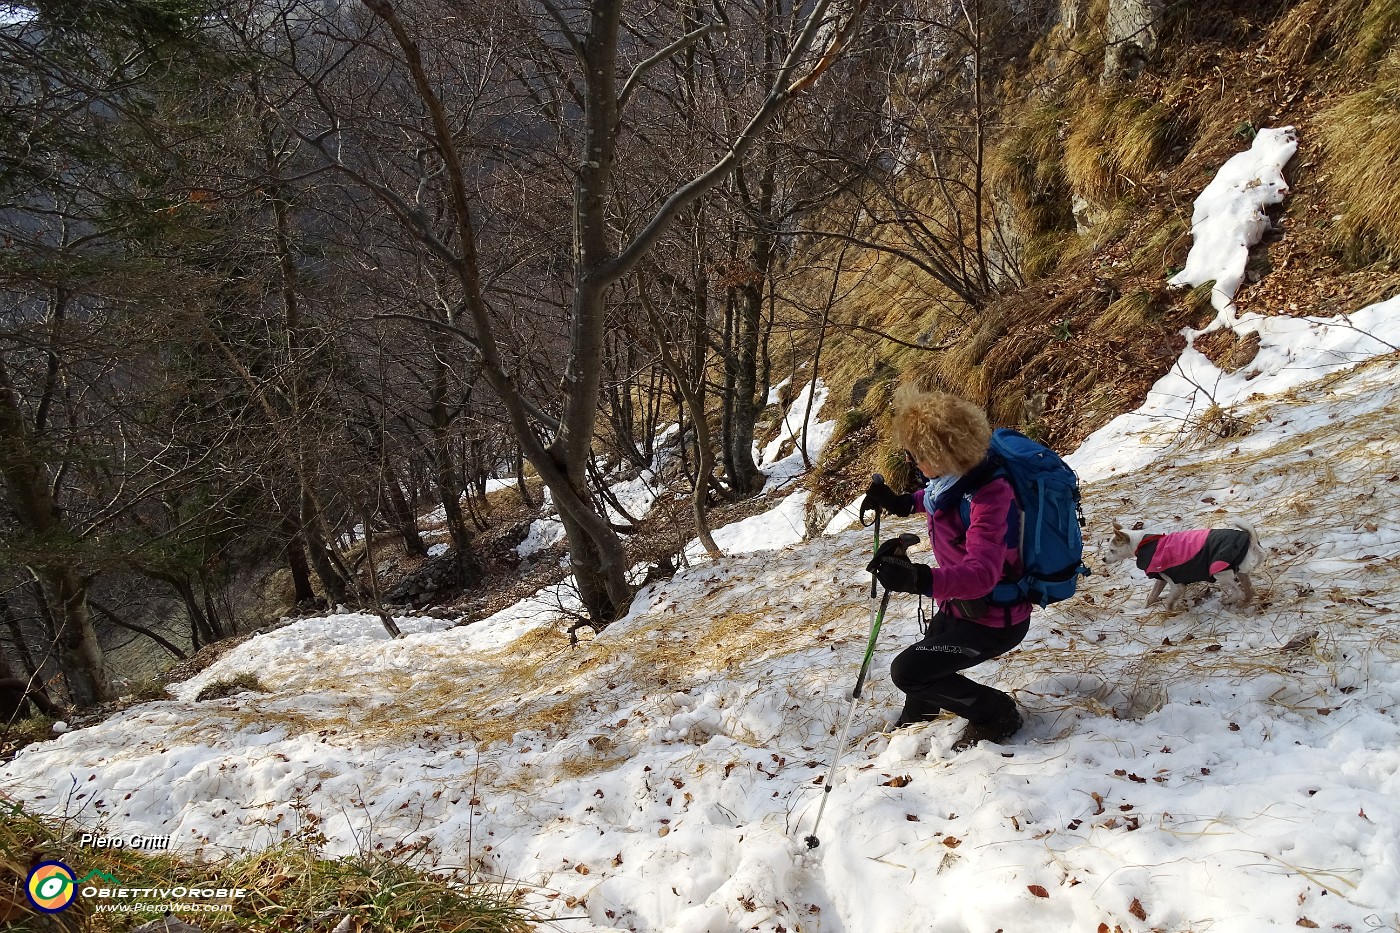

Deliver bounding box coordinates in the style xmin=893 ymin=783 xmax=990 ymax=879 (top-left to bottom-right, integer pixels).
xmin=1102 ymin=519 xmax=1264 ymax=610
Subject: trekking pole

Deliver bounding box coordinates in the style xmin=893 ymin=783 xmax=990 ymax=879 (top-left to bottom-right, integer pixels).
xmin=805 ymin=475 xmax=917 ymax=848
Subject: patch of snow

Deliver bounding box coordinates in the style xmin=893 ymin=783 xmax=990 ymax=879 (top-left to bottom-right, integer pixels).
xmin=1168 ymin=125 xmax=1298 ymax=325
xmin=517 ymin=518 xmax=566 ymax=557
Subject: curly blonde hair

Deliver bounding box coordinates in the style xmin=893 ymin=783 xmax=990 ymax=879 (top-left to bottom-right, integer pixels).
xmin=890 ymin=384 xmax=992 ymax=476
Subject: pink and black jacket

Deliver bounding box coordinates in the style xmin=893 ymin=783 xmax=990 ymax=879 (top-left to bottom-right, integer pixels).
xmin=1134 ymin=529 xmax=1253 ymax=584
xmin=912 ymin=471 xmax=1030 ymax=629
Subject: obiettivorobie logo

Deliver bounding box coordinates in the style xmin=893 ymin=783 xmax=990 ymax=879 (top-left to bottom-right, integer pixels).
xmin=25 ymin=862 xmax=247 ymax=915
xmin=26 ymin=832 xmax=248 ymax=919
xmin=26 ymin=865 xmax=122 ymax=913
xmin=25 ymin=861 xmax=78 ymax=913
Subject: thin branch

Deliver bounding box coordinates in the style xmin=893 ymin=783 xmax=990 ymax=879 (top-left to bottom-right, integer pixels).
xmin=371 ymin=312 xmax=562 ymax=434
xmin=606 ymin=0 xmax=856 ymax=282
xmin=536 ymin=0 xmax=587 ymax=65
xmin=88 ymin=598 xmax=187 ymax=660
xmin=617 ymin=20 xmax=725 ymax=114
xmin=787 ymin=0 xmax=871 ymax=95
xmin=799 ymin=227 xmax=985 ymax=312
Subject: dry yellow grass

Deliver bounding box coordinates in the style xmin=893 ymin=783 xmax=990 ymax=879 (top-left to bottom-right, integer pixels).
xmin=1277 ymin=0 xmax=1400 ymax=68
xmin=1091 ymin=290 xmax=1159 ymax=333
xmin=988 ymin=103 xmax=1071 ymax=237
xmin=1129 ymin=211 xmax=1189 ymax=275
xmin=1064 ymin=90 xmax=1176 ymax=205
xmin=202 ymin=561 xmax=871 ymax=781
xmin=719 ymin=0 xmax=1396 ymax=519
xmin=1319 ymin=59 xmax=1400 ymax=265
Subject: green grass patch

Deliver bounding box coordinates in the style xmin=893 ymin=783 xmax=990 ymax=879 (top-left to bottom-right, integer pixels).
xmin=1 ymin=702 xmax=62 ymax=766
xmin=194 ymin=672 xmax=266 ymax=702
xmin=0 ymin=796 xmax=534 ymax=931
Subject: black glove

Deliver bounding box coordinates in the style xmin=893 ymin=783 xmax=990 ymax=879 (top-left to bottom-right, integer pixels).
xmin=867 ymin=552 xmax=933 ymax=595
xmin=860 ymin=481 xmax=914 ymax=520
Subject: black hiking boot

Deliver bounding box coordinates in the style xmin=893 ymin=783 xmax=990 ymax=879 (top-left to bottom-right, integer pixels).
xmin=894 ymin=709 xmax=942 ymax=729
xmin=951 ymin=707 xmax=1023 ymax=751
xmin=893 ymin=699 xmax=942 ymax=729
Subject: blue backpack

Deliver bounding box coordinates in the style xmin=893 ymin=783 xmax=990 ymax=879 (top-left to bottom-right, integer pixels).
xmin=940 ymin=428 xmax=1089 ymax=607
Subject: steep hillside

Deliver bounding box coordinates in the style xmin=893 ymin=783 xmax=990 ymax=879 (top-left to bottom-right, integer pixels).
xmin=5 ymin=4 xmax=1400 ymax=931
xmin=3 ymin=301 xmax=1398 ymax=932
xmin=796 ymin=0 xmax=1400 ymax=526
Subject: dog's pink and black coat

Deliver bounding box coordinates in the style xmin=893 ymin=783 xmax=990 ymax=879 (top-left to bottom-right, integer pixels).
xmin=1134 ymin=528 xmax=1255 ymax=584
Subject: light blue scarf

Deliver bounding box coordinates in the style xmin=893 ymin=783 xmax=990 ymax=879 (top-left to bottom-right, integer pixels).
xmin=924 ymin=472 xmax=961 ymax=504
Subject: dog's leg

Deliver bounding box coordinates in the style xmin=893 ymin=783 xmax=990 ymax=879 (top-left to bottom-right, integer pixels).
xmin=1146 ymin=579 xmax=1165 ymax=607
xmin=1214 ymin=569 xmax=1244 ymax=606
xmin=1237 ymin=571 xmax=1255 ymax=606
xmin=1163 ymin=582 xmax=1186 ymax=610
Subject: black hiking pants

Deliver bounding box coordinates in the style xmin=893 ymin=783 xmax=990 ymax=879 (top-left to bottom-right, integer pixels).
xmin=889 ymin=611 xmax=1028 ymax=725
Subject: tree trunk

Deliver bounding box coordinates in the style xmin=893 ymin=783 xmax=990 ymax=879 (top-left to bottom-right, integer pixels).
xmin=0 ymin=590 xmax=41 ymax=680
xmin=605 ymin=334 xmax=647 ymax=468
xmin=639 ymin=283 xmax=722 ymax=558
xmin=530 ymin=1 xmax=636 ymax=622
xmin=360 ymin=505 xmax=403 ymax=638
xmin=385 ymin=471 xmax=428 ymax=557
xmin=554 ymin=494 xmax=631 ymax=623
xmin=171 ymin=576 xmax=219 ymax=648
xmin=514 ymin=445 xmax=535 ymax=508
xmin=720 ymin=284 xmax=738 ymax=490
xmin=729 ymin=273 xmax=768 ymax=495
xmin=429 ymin=355 xmax=477 ymax=582
xmin=281 ymin=513 xmax=317 ymax=604
xmin=0 ymin=356 xmax=110 ymax=704
xmin=301 ymin=488 xmax=349 ymax=607
xmin=356 ymin=0 xmax=858 ymax=628
xmin=37 ymin=568 xmax=109 ymax=706
xmin=27 ymin=578 xmax=56 ymax=641
xmin=264 ymin=139 xmax=354 ymax=610
xmin=201 ymin=574 xmax=229 ymax=641
xmin=723 ymin=44 xmax=783 ymax=497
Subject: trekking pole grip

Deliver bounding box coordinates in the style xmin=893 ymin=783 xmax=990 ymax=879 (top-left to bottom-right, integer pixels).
xmin=860 ymin=472 xmax=886 ymax=530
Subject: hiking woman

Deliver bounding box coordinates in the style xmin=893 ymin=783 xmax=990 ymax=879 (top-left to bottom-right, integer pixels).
xmin=860 ymin=385 xmax=1028 ymax=749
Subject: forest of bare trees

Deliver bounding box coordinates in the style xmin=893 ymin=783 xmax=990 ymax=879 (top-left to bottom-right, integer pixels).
xmin=1 ymin=0 xmax=1058 ymax=710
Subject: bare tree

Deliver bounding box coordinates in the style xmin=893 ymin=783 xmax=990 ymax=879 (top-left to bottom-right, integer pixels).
xmin=636 ymin=271 xmax=723 ymax=559
xmin=243 ymin=0 xmax=872 ymax=627
xmin=0 ymin=1 xmax=372 ymax=700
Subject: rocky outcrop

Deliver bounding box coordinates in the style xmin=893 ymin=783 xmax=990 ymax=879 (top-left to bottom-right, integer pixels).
xmin=1104 ymin=0 xmax=1162 ymax=81
xmin=385 ymin=550 xmax=466 ymax=608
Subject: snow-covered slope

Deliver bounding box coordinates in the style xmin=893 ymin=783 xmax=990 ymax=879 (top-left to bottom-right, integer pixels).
xmin=5 ymin=298 xmax=1399 ymax=933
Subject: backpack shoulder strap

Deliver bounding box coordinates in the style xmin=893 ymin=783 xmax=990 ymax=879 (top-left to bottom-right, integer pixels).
xmin=933 ymin=455 xmax=1004 ymax=515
